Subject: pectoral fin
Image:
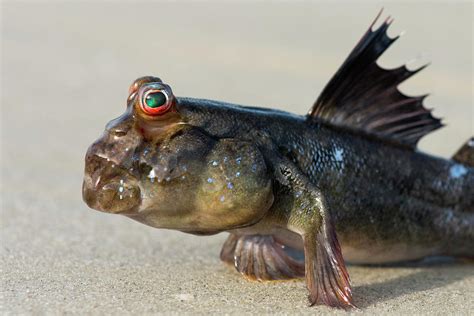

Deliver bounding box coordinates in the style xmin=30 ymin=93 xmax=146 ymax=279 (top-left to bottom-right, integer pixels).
xmin=220 ymin=234 xmax=304 ymax=281
xmin=273 ymin=161 xmax=355 ymax=308
xmin=303 ymin=219 xmax=353 ymax=308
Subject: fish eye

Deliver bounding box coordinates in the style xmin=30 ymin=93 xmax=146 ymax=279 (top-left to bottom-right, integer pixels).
xmin=128 ymin=76 xmax=163 ymax=102
xmin=140 ymin=89 xmax=171 ymax=116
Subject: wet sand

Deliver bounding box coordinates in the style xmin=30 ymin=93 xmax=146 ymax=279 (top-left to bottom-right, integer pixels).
xmin=1 ymin=2 xmax=473 ymax=315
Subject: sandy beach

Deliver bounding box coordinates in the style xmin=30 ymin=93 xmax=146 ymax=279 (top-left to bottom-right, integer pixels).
xmin=1 ymin=2 xmax=473 ymax=315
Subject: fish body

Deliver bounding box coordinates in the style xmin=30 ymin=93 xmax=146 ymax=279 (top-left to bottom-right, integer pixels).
xmin=177 ymin=98 xmax=474 ymax=263
xmin=82 ymin=13 xmax=473 ymax=308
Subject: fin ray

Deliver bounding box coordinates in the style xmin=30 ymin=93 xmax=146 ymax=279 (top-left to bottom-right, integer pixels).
xmin=220 ymin=234 xmax=304 ymax=281
xmin=304 ymin=218 xmax=354 ymax=308
xmin=308 ymin=12 xmax=443 ymax=148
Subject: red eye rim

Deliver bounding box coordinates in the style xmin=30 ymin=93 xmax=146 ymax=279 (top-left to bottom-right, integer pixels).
xmin=139 ymin=89 xmax=172 ymax=116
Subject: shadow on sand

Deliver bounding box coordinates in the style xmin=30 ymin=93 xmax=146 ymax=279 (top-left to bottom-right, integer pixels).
xmin=353 ymin=258 xmax=474 ymax=308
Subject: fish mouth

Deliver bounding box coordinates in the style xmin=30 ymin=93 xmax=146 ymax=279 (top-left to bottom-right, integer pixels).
xmin=82 ymin=154 xmax=141 ymax=215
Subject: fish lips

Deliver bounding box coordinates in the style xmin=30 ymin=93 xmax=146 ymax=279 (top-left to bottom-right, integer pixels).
xmin=82 ymin=154 xmax=141 ymax=215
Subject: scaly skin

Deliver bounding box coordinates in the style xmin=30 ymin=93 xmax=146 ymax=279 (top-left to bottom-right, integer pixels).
xmin=178 ymin=97 xmax=474 ymax=262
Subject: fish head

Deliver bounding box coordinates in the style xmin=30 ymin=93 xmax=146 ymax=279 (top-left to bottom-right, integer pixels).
xmin=82 ymin=76 xmax=273 ymax=234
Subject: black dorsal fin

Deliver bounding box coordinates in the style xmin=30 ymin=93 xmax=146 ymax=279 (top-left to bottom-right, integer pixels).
xmin=308 ymin=11 xmax=443 ymax=149
xmin=452 ymin=137 xmax=474 ymax=167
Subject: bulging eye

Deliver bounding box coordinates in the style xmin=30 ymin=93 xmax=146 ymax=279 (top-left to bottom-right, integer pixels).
xmin=128 ymin=76 xmax=162 ymax=101
xmin=140 ymin=90 xmax=171 ymax=115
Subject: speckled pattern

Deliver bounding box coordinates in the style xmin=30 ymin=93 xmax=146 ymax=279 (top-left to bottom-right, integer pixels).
xmin=2 ymin=2 xmax=473 ymax=315
xmin=177 ymin=97 xmax=473 ymax=260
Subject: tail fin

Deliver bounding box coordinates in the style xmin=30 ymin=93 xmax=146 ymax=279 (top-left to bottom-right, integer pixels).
xmin=452 ymin=137 xmax=474 ymax=167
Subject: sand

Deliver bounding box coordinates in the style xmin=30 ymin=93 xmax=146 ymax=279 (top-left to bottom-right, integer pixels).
xmin=1 ymin=2 xmax=473 ymax=315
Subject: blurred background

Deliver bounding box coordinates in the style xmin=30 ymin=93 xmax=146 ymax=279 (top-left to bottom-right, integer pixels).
xmin=1 ymin=2 xmax=473 ymax=314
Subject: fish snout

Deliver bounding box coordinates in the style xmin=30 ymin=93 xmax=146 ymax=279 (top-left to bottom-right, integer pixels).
xmin=82 ymin=153 xmax=141 ymax=215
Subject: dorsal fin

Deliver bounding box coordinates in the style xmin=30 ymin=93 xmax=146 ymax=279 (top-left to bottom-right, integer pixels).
xmin=452 ymin=137 xmax=474 ymax=167
xmin=308 ymin=11 xmax=443 ymax=149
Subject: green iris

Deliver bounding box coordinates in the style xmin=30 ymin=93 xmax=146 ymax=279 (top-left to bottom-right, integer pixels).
xmin=145 ymin=92 xmax=167 ymax=108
